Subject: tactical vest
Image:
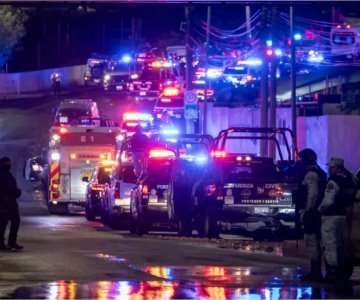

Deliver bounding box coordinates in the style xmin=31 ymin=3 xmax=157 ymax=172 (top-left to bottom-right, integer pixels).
xmin=324 ymin=172 xmax=354 ymax=216
xmin=295 ymin=165 xmax=327 ymax=210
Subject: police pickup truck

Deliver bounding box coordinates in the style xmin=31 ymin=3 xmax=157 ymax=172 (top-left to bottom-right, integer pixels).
xmin=194 ymin=127 xmax=298 ymax=238
xmin=126 ymin=146 xmax=177 ymax=235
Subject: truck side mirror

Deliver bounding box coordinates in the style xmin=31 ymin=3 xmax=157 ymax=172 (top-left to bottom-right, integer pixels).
xmin=52 ymin=108 xmax=57 ymax=115
xmin=122 ymin=167 xmax=137 ymax=184
xmin=82 ymin=176 xmax=89 ymax=183
xmin=23 ymin=156 xmax=44 ymax=182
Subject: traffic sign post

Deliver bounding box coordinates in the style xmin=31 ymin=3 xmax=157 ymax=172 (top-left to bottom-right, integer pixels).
xmin=184 ymin=91 xmax=198 ymax=120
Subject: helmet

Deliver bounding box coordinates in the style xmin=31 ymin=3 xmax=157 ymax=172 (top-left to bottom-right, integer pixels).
xmin=299 ymin=148 xmax=317 ymax=165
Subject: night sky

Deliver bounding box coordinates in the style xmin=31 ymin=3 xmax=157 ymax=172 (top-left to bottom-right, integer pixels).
xmin=4 ymin=2 xmax=360 ymax=72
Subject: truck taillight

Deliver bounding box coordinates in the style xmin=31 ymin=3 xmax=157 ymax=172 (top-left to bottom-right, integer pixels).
xmin=91 ymin=184 xmax=103 ymax=191
xmin=51 ymin=180 xmax=60 ymax=192
xmin=114 ymin=182 xmax=120 ymax=199
xmin=142 ymin=185 xmax=149 ymax=194
xmin=269 ymin=188 xmax=284 ymax=197
xmin=210 ymin=151 xmax=227 ymax=158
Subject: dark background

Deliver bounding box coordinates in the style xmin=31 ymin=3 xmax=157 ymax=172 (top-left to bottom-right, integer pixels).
xmin=3 ymin=2 xmax=360 ymax=72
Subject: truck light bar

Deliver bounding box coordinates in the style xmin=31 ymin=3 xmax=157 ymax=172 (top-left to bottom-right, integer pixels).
xmin=149 ymin=149 xmax=176 ymax=159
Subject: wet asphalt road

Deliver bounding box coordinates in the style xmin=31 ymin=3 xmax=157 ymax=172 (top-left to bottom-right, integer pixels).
xmin=1 ymin=88 xmax=360 ymax=299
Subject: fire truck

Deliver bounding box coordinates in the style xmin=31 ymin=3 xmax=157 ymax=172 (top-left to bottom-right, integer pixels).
xmin=25 ymin=125 xmax=122 ymax=214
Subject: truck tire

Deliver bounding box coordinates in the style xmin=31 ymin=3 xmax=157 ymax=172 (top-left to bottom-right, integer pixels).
xmin=85 ymin=204 xmax=96 ymax=221
xmin=197 ymin=203 xmax=219 ymax=239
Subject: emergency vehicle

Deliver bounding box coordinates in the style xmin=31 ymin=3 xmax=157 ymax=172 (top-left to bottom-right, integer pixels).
xmin=207 ymin=127 xmax=298 ymax=238
xmin=117 ymin=112 xmax=154 ymax=143
xmin=127 ymin=146 xmax=177 ymax=235
xmin=330 ymin=23 xmax=360 ymax=60
xmin=128 ymin=60 xmax=178 ymax=102
xmin=42 ymin=125 xmax=121 ymax=214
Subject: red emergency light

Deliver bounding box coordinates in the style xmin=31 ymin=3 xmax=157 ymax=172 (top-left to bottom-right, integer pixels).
xmin=149 ymin=148 xmax=176 ymax=159
xmin=160 ymin=98 xmax=172 ymax=103
xmin=163 ymin=87 xmax=179 ymax=97
xmin=210 ymin=150 xmax=227 ymax=158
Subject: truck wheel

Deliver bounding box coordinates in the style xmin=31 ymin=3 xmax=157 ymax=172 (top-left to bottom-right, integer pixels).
xmin=198 ymin=204 xmax=219 ymax=239
xmin=178 ymin=218 xmax=192 ymax=237
xmin=108 ymin=215 xmax=121 ymax=230
xmin=47 ymin=201 xmax=69 ymax=215
xmin=101 ymin=209 xmax=109 ymax=225
xmin=85 ymin=204 xmax=96 ymax=221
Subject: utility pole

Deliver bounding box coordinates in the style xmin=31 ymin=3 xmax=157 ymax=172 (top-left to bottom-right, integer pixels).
xmin=260 ymin=7 xmax=269 ymax=156
xmin=269 ymin=6 xmax=277 ymax=159
xmin=246 ymin=6 xmax=251 ymax=39
xmin=290 ymin=6 xmax=297 ymax=140
xmin=203 ymin=6 xmax=211 ymax=135
xmin=185 ymin=6 xmax=194 ymax=134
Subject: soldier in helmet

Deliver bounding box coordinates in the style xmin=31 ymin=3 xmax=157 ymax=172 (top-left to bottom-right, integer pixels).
xmin=318 ymin=157 xmax=355 ymax=282
xmin=294 ymin=148 xmax=327 ymax=281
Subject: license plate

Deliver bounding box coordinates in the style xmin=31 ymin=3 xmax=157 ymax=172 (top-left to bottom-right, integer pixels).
xmin=59 ymin=116 xmax=68 ymax=123
xmin=94 ymin=79 xmax=100 ymax=83
xmin=254 ymin=207 xmax=269 ymax=214
xmin=224 ymin=196 xmax=234 ymax=205
xmin=116 ymin=86 xmax=123 ymax=90
xmin=140 ymin=91 xmax=146 ymax=96
xmin=149 ymin=196 xmax=158 ymax=203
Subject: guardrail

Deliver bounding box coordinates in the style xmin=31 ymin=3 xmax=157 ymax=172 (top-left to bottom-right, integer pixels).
xmin=0 ymin=65 xmax=86 ymax=97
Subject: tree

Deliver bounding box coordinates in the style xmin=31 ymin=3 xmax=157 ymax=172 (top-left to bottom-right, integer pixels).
xmin=0 ymin=5 xmax=28 ymax=71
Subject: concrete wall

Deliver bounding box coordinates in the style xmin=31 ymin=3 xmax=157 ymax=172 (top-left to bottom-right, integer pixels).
xmin=201 ymin=103 xmax=360 ymax=173
xmin=0 ymin=65 xmax=86 ymax=94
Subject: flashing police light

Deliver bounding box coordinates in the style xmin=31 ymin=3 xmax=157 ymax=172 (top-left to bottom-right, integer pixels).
xmin=266 ymin=40 xmax=273 ymax=47
xmin=122 ymin=55 xmax=132 ymax=63
xmin=161 ymin=128 xmax=179 ymax=135
xmin=265 ymin=49 xmax=273 ymax=56
xmin=123 ymin=112 xmax=153 ymax=121
xmin=275 ymin=49 xmax=282 ymax=56
xmin=237 ymin=59 xmax=262 ymax=66
xmin=294 ymin=33 xmax=302 ymax=41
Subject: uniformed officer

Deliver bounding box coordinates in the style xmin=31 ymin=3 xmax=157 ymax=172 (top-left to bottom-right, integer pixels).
xmin=294 ymin=149 xmax=327 ymax=281
xmin=318 ymin=157 xmax=355 ymax=282
xmin=130 ymin=125 xmax=150 ymax=178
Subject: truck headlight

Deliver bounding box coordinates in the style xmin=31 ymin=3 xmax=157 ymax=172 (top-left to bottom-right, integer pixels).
xmin=104 ymin=74 xmax=111 ymax=81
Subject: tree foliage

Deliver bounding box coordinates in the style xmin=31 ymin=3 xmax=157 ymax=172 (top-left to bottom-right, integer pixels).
xmin=0 ymin=5 xmax=28 ymax=70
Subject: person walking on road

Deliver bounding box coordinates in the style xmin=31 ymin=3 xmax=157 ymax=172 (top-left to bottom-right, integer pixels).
xmin=130 ymin=125 xmax=150 ymax=178
xmin=318 ymin=157 xmax=355 ymax=282
xmin=50 ymin=69 xmax=62 ymax=97
xmin=294 ymin=149 xmax=327 ymax=281
xmin=0 ymin=157 xmax=23 ymax=251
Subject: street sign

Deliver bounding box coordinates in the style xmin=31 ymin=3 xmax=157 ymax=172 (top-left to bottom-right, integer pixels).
xmin=184 ymin=90 xmax=198 ymax=105
xmin=184 ymin=104 xmax=198 ymax=119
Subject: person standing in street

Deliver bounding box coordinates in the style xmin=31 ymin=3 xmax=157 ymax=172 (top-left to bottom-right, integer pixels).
xmin=318 ymin=157 xmax=355 ymax=282
xmin=130 ymin=125 xmax=150 ymax=178
xmin=294 ymin=148 xmax=327 ymax=281
xmin=0 ymin=157 xmax=23 ymax=251
xmin=50 ymin=69 xmax=62 ymax=97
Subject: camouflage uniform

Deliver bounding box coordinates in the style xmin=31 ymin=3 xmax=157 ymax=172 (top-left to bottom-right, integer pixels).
xmin=300 ymin=170 xmax=326 ymax=263
xmin=318 ymin=170 xmax=354 ymax=281
xmin=296 ymin=165 xmax=326 ymax=281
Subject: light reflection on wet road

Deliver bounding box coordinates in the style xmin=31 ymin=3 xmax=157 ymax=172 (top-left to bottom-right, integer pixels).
xmin=6 ymin=265 xmax=360 ymax=299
